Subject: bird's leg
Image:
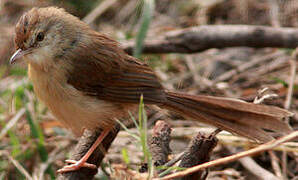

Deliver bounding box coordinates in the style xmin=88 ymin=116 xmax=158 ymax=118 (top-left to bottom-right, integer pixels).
xmin=57 ymin=128 xmax=111 ymax=173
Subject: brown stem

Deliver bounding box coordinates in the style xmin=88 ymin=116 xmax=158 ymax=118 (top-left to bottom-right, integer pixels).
xmin=177 ymin=131 xmax=218 ymax=180
xmin=149 ymin=120 xmax=172 ymax=167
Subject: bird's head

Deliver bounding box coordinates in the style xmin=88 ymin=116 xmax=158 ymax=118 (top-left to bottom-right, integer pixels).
xmin=10 ymin=7 xmax=86 ymax=66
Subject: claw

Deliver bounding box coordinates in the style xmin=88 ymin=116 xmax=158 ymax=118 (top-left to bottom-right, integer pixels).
xmin=57 ymin=128 xmax=111 ymax=174
xmin=57 ymin=159 xmax=97 ymax=173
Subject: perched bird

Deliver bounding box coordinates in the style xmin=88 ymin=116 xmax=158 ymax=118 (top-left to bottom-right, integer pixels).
xmin=10 ymin=7 xmax=293 ymax=173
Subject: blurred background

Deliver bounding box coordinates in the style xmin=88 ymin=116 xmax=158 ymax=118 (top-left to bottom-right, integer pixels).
xmin=0 ymin=0 xmax=297 ymax=179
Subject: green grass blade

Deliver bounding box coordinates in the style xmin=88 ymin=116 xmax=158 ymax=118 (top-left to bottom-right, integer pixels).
xmin=7 ymin=130 xmax=21 ymax=158
xmin=116 ymin=119 xmax=140 ymax=141
xmin=121 ymin=148 xmax=130 ymax=165
xmin=128 ymin=111 xmax=139 ymax=130
xmin=133 ymin=0 xmax=155 ymax=58
xmin=138 ymin=95 xmax=153 ymax=178
xmin=25 ymin=108 xmax=55 ymax=179
xmin=158 ymin=166 xmax=186 ymax=177
xmin=25 ymin=109 xmax=47 ymax=160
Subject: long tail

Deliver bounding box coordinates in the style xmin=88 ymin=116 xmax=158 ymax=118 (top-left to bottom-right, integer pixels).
xmin=162 ymin=91 xmax=293 ymax=142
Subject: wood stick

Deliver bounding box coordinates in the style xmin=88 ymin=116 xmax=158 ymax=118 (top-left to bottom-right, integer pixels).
xmin=122 ymin=25 xmax=298 ymax=54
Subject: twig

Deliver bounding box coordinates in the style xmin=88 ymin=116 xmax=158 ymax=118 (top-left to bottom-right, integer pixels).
xmin=268 ymin=151 xmax=283 ymax=179
xmin=284 ymin=48 xmax=297 ymax=110
xmin=253 ymin=87 xmax=278 ymax=104
xmin=118 ymin=127 xmax=298 ymax=153
xmin=122 ymin=25 xmax=298 ymax=54
xmin=83 ymin=0 xmax=118 ymax=24
xmin=158 ymin=131 xmax=298 ymax=180
xmin=282 ymin=47 xmax=297 ymax=180
xmin=114 ymin=0 xmax=138 ymax=24
xmin=0 ymin=108 xmax=25 ymax=139
xmin=214 ymin=51 xmax=284 ymax=83
xmin=37 ymin=142 xmax=71 ymax=180
xmin=185 ymin=56 xmax=213 ymax=88
xmin=228 ymin=146 xmax=279 ymax=180
xmin=161 ymin=152 xmax=184 ymax=168
xmin=57 ymin=125 xmax=120 ymax=180
xmin=235 ymin=56 xmax=288 ymax=85
xmin=268 ymin=0 xmax=281 ymax=27
xmin=238 ymin=156 xmax=278 ymax=180
xmin=211 ymin=128 xmax=222 ymax=137
xmin=1 ymin=151 xmax=33 ymax=180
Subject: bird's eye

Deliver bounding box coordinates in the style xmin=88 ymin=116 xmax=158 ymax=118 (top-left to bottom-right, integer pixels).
xmin=36 ymin=32 xmax=44 ymax=42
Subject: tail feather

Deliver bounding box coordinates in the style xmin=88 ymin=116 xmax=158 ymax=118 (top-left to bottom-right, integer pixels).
xmin=191 ymin=95 xmax=292 ymax=118
xmin=162 ymin=92 xmax=293 ymax=142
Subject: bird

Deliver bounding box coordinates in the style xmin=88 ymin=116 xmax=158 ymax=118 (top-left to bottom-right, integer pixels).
xmin=10 ymin=7 xmax=293 ymax=173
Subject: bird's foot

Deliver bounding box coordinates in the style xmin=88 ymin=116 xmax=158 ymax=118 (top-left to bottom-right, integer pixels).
xmin=57 ymin=159 xmax=97 ymax=173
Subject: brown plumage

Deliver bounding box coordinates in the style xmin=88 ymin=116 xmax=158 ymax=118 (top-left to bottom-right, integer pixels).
xmin=10 ymin=7 xmax=293 ymax=172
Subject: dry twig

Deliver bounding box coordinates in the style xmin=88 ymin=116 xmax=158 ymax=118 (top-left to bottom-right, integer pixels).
xmin=0 ymin=108 xmax=25 ymax=139
xmin=215 ymin=51 xmax=284 ymax=83
xmin=158 ymin=131 xmax=298 ymax=180
xmin=36 ymin=142 xmax=71 ymax=180
xmin=118 ymin=127 xmax=298 ymax=153
xmin=238 ymin=156 xmax=279 ymax=180
xmin=122 ymin=25 xmax=298 ymax=54
xmin=281 ymin=47 xmax=297 ymax=179
xmin=83 ymin=0 xmax=118 ymax=24
xmin=1 ymin=151 xmax=33 ymax=180
xmin=268 ymin=0 xmax=281 ymax=27
xmin=284 ymin=48 xmax=297 ymax=110
xmin=268 ymin=151 xmax=283 ymax=179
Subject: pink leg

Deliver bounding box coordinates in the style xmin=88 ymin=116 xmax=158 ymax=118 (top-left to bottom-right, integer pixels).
xmin=57 ymin=128 xmax=111 ymax=173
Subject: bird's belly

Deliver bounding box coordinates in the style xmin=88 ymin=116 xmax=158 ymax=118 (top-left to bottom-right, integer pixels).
xmin=45 ymin=94 xmax=126 ymax=136
xmin=28 ymin=65 xmax=132 ymax=136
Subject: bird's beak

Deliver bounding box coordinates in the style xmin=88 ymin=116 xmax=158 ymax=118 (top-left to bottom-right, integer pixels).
xmin=10 ymin=49 xmax=31 ymax=64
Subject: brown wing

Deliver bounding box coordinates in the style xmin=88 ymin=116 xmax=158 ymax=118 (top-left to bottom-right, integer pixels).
xmin=66 ymin=33 xmax=166 ymax=104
